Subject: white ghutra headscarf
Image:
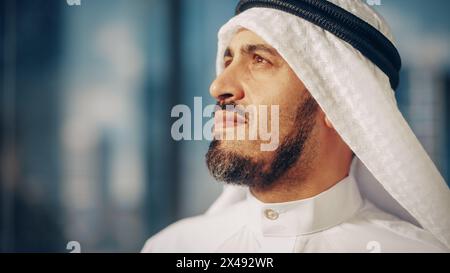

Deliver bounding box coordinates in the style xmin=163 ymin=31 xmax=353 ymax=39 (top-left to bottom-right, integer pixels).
xmin=207 ymin=0 xmax=450 ymax=249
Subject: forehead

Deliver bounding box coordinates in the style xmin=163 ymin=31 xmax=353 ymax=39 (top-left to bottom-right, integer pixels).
xmin=228 ymin=28 xmax=273 ymax=49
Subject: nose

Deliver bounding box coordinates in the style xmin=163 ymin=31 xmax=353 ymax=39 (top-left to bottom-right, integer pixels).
xmin=209 ymin=65 xmax=245 ymax=104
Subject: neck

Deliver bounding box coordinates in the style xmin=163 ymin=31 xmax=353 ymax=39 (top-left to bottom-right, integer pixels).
xmin=250 ymin=145 xmax=353 ymax=203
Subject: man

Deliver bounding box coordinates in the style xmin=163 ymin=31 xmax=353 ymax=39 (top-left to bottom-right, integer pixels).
xmin=142 ymin=0 xmax=450 ymax=252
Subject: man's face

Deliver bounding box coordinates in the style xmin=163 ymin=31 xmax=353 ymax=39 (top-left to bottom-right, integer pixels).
xmin=206 ymin=29 xmax=320 ymax=188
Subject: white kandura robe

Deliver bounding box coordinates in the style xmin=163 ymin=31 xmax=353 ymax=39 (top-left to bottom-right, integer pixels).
xmin=142 ymin=161 xmax=447 ymax=253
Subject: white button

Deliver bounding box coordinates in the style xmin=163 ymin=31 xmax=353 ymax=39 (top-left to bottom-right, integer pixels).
xmin=264 ymin=209 xmax=279 ymax=220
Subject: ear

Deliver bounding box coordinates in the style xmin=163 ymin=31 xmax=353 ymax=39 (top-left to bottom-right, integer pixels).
xmin=324 ymin=115 xmax=334 ymax=129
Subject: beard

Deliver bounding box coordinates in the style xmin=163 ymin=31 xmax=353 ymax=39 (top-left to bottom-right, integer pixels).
xmin=205 ymin=95 xmax=319 ymax=189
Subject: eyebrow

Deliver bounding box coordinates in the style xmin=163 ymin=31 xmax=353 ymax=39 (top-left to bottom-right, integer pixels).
xmin=224 ymin=44 xmax=279 ymax=58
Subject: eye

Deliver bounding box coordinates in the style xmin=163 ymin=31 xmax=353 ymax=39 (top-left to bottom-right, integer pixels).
xmin=224 ymin=58 xmax=233 ymax=68
xmin=253 ymin=54 xmax=270 ymax=65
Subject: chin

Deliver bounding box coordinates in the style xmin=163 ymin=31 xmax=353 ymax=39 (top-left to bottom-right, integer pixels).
xmin=215 ymin=139 xmax=270 ymax=156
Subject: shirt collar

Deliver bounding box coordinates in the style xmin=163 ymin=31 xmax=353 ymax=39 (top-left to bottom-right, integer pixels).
xmin=244 ymin=164 xmax=364 ymax=237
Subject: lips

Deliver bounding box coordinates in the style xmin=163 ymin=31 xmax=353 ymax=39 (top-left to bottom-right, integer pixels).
xmin=214 ymin=110 xmax=247 ymax=131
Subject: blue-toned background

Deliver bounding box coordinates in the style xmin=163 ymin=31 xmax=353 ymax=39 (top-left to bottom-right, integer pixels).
xmin=1 ymin=0 xmax=449 ymax=252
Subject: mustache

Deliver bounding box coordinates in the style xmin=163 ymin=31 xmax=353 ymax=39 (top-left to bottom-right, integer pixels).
xmin=216 ymin=101 xmax=236 ymax=110
xmin=215 ymin=101 xmax=247 ymax=118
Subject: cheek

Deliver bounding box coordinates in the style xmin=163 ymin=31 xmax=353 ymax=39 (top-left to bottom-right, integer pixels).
xmin=250 ymin=66 xmax=305 ymax=103
xmin=267 ymin=79 xmax=307 ymax=137
xmin=276 ymin=71 xmax=307 ymax=114
xmin=246 ymin=92 xmax=302 ymax=142
xmin=276 ymin=104 xmax=299 ymax=139
xmin=261 ymin=82 xmax=305 ymax=120
xmin=244 ymin=66 xmax=307 ymax=133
